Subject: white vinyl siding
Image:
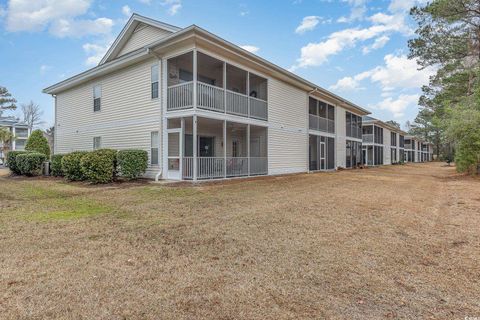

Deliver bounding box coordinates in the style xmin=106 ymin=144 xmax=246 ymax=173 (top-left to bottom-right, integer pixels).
xmin=118 ymin=24 xmax=173 ymax=57
xmin=55 ymin=58 xmax=162 ymax=178
xmin=267 ymin=78 xmax=308 ymax=175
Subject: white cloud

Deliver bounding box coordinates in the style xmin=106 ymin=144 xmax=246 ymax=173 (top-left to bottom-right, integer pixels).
xmin=329 ymin=70 xmax=371 ymax=91
xmin=240 ymin=45 xmax=259 ymax=54
xmin=371 ymin=94 xmax=420 ymax=118
xmin=49 ymin=17 xmax=113 ymax=38
xmin=122 ymin=5 xmax=132 ymax=17
xmin=292 ymin=24 xmax=395 ymax=69
xmin=161 ymin=0 xmax=181 ymax=16
xmin=83 ymin=42 xmax=111 ymax=66
xmin=5 ymin=0 xmax=114 ymax=38
xmin=330 ymin=54 xmax=435 ymax=92
xmin=368 ymin=54 xmax=434 ymax=91
xmin=295 ymin=16 xmax=321 ymax=34
xmin=40 ymin=64 xmax=51 ymax=74
xmin=362 ymin=35 xmax=390 ymax=54
xmin=290 ymin=0 xmax=422 ymax=70
xmin=337 ymin=0 xmax=367 ymax=23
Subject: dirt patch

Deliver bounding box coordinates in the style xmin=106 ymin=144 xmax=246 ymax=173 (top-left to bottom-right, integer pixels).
xmin=0 ymin=162 xmax=479 ymax=319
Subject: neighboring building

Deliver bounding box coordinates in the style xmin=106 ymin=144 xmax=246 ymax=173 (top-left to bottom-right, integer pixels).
xmin=43 ymin=14 xmax=431 ymax=180
xmin=405 ymin=136 xmax=434 ymax=163
xmin=361 ymin=116 xmax=407 ymax=166
xmin=0 ymin=116 xmax=30 ymax=164
xmin=44 ymin=14 xmax=371 ymax=180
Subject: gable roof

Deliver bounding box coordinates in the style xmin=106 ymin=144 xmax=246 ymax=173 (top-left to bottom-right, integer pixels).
xmin=99 ymin=13 xmax=181 ymax=65
xmin=44 ymin=15 xmax=370 ymax=116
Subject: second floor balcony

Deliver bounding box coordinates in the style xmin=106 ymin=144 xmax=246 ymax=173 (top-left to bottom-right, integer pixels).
xmin=166 ymin=51 xmax=268 ymax=121
xmin=308 ymin=114 xmax=335 ymax=133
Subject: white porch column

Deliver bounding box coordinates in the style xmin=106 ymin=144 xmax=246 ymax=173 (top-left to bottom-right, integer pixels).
xmin=12 ymin=126 xmax=16 ymax=150
xmin=193 ymin=49 xmax=197 ymax=110
xmin=223 ymin=61 xmax=227 ymax=114
xmin=193 ymin=115 xmax=197 ymax=181
xmin=223 ymin=120 xmax=227 ymax=178
xmin=247 ymin=72 xmax=250 ymax=117
xmin=247 ymin=124 xmax=250 ymax=175
xmin=180 ymin=117 xmax=185 ymax=180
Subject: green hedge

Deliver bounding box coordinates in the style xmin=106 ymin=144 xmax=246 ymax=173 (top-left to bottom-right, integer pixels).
xmin=80 ymin=149 xmax=117 ymax=183
xmin=16 ymin=152 xmax=47 ymax=176
xmin=6 ymin=151 xmax=29 ymax=174
xmin=62 ymin=151 xmax=88 ymax=181
xmin=117 ymin=149 xmax=148 ymax=180
xmin=50 ymin=154 xmax=65 ymax=177
xmin=25 ymin=129 xmax=50 ymax=158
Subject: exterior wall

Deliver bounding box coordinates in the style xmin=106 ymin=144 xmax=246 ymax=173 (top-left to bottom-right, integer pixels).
xmin=267 ymin=78 xmax=308 ymax=175
xmin=55 ymin=57 xmax=162 ymax=178
xmin=335 ymin=107 xmax=346 ymax=168
xmin=383 ymin=127 xmax=391 ymax=165
xmin=118 ymin=24 xmax=172 ymax=57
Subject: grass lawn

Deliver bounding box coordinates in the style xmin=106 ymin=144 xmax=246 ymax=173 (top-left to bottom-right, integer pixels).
xmin=0 ymin=163 xmax=479 ymax=319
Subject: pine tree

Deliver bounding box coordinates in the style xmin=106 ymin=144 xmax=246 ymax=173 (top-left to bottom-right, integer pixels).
xmin=0 ymin=86 xmax=17 ymax=116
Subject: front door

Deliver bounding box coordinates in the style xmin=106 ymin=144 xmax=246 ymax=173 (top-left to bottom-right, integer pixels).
xmin=167 ymin=129 xmax=182 ymax=180
xmin=199 ymin=136 xmax=214 ymax=157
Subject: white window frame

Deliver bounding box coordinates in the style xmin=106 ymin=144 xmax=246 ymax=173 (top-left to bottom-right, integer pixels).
xmin=93 ymin=136 xmax=102 ymax=150
xmin=151 ymin=131 xmax=159 ymax=165
xmin=151 ymin=64 xmax=159 ymax=99
xmin=93 ymin=84 xmax=101 ymax=112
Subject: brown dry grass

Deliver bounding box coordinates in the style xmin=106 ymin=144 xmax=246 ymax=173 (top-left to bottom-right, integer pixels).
xmin=0 ymin=163 xmax=479 ymax=319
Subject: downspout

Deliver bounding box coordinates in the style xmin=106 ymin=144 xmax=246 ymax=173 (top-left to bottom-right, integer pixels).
xmin=148 ymin=48 xmax=164 ymax=182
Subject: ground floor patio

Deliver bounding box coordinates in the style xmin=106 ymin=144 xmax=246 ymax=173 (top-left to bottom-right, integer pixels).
xmin=166 ymin=116 xmax=267 ymax=180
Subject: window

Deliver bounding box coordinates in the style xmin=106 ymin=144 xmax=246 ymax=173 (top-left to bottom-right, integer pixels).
xmin=346 ymin=140 xmax=362 ymax=168
xmin=308 ymin=97 xmax=335 ymax=133
xmin=151 ymin=65 xmax=159 ymax=99
xmin=346 ymin=112 xmax=361 ymax=139
xmin=93 ymin=137 xmax=101 ymax=150
xmin=151 ymin=131 xmax=159 ymax=165
xmin=391 ymin=132 xmax=397 ymax=146
xmin=93 ymin=85 xmax=101 ymax=112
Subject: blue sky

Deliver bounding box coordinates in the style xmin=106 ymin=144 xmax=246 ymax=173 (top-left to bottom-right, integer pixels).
xmin=0 ymin=0 xmax=434 ymax=129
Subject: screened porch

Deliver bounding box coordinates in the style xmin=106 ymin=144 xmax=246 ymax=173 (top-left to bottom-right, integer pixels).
xmin=166 ymin=51 xmax=268 ymax=120
xmin=167 ymin=117 xmax=268 ymax=180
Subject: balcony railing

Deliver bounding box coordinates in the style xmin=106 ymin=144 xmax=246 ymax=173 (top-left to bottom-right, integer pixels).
xmin=362 ymin=134 xmax=373 ymax=143
xmin=249 ymin=97 xmax=268 ymax=120
xmin=348 ymin=127 xmax=363 ymax=139
xmin=226 ymin=157 xmax=248 ymax=177
xmin=167 ymin=82 xmax=268 ymax=120
xmin=226 ymin=90 xmax=248 ymax=116
xmin=182 ymin=156 xmax=268 ymax=180
xmin=167 ymin=82 xmax=193 ymax=111
xmin=197 ymin=82 xmax=225 ymax=112
xmin=309 ymin=114 xmax=335 ymax=133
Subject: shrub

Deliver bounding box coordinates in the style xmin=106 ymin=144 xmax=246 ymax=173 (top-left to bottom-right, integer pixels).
xmin=62 ymin=151 xmax=89 ymax=181
xmin=6 ymin=150 xmax=29 ymax=174
xmin=25 ymin=129 xmax=50 ymax=158
xmin=80 ymin=149 xmax=117 ymax=183
xmin=16 ymin=152 xmax=47 ymax=176
xmin=117 ymin=149 xmax=148 ymax=180
xmin=50 ymin=154 xmax=65 ymax=177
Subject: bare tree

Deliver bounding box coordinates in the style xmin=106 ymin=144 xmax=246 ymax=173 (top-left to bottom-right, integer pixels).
xmin=21 ymin=101 xmax=44 ymax=130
